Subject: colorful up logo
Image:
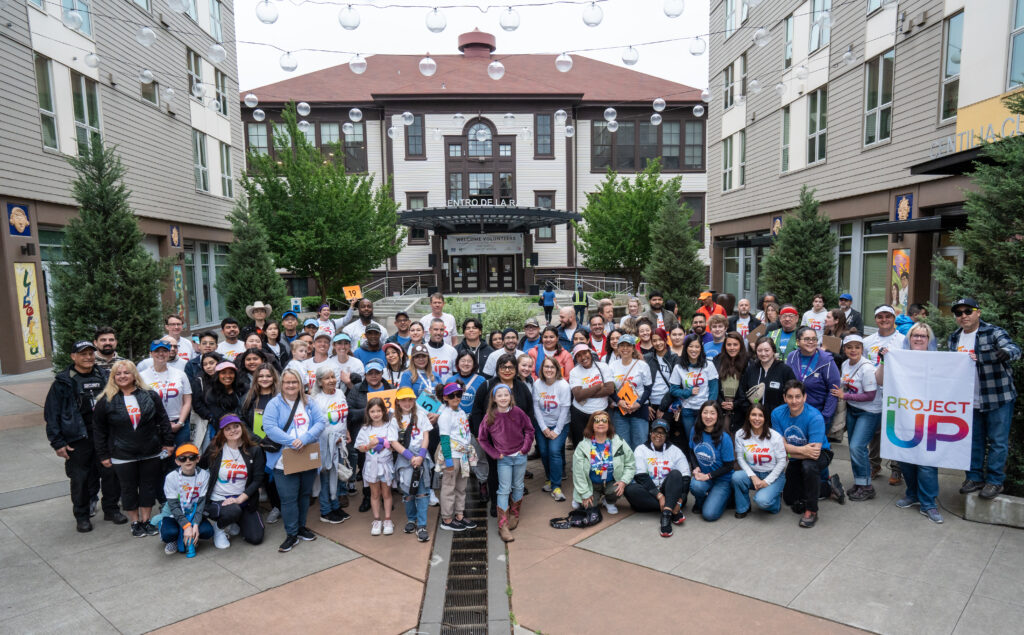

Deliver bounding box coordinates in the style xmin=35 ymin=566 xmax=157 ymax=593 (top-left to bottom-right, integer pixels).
xmin=885 ymin=397 xmax=970 ymax=450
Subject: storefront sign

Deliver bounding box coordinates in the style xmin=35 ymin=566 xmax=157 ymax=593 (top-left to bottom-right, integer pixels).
xmin=446 ymin=199 xmax=519 ymax=207
xmin=894 ymin=193 xmax=913 ymax=221
xmin=14 ymin=263 xmax=45 ymax=361
xmin=445 ymin=233 xmax=523 ymax=255
xmin=928 ymin=114 xmax=1023 ymax=159
xmin=891 ymin=249 xmax=910 ymax=315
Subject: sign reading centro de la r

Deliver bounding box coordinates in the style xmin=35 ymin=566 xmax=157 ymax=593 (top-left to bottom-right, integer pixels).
xmin=444 ymin=233 xmax=524 ymax=255
xmin=881 ymin=350 xmax=975 ymax=470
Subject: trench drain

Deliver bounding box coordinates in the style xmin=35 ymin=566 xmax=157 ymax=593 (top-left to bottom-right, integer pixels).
xmin=440 ymin=479 xmax=491 ymax=634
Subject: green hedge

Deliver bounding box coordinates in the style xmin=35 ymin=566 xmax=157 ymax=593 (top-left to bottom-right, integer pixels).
xmin=445 ymin=297 xmax=539 ymax=333
xmin=591 ymin=291 xmax=613 ymax=301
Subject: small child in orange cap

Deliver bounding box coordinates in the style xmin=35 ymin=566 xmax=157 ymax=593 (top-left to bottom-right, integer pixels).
xmin=160 ymin=443 xmax=214 ymax=556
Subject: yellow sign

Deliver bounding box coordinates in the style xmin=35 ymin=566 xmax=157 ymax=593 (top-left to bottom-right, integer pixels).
xmin=368 ymin=389 xmax=398 ymax=410
xmin=14 ymin=263 xmax=45 ymax=361
xmin=343 ymin=285 xmax=362 ymax=301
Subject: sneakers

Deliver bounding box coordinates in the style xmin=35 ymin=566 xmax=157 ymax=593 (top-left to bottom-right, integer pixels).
xmin=829 ymin=474 xmax=846 ymax=505
xmin=416 ymin=527 xmax=430 ymax=542
xmin=334 ymin=509 xmax=351 ymax=523
xmin=889 ymin=471 xmax=904 ymax=486
xmin=921 ymin=508 xmax=945 ymax=524
xmin=89 ymin=498 xmax=98 ymax=518
xmin=320 ymin=511 xmax=344 ymax=524
xmin=278 ymin=535 xmax=298 ymax=552
xmin=213 ymin=527 xmax=230 ymax=549
xmin=551 ymin=487 xmax=566 ymax=502
xmin=671 ymin=511 xmax=686 ymax=525
xmin=799 ymin=511 xmax=818 ymax=528
xmin=296 ymin=527 xmax=316 ymax=541
xmin=76 ymin=518 xmax=93 ymax=533
xmin=980 ymin=483 xmax=1004 ymax=500
xmin=660 ymin=510 xmax=673 ymax=538
xmin=542 ymin=480 xmax=553 ymax=493
xmin=849 ymin=485 xmax=876 ymax=502
xmin=603 ymin=501 xmax=618 ymax=515
xmin=382 ymin=519 xmax=395 ymax=535
xmin=266 ymin=507 xmax=281 ymax=524
xmin=570 ymin=500 xmax=581 ymax=510
xmin=404 ymin=522 xmax=417 ymax=534
xmin=227 ymin=523 xmax=241 ymax=536
xmin=734 ymin=511 xmax=748 ymax=519
xmin=458 ymin=517 xmax=478 ymax=530
xmin=130 ymin=522 xmax=147 ymax=538
xmin=439 ymin=519 xmax=464 ymax=531
xmin=141 ymin=521 xmax=158 ymax=536
xmin=164 ymin=541 xmax=177 ymax=555
xmin=959 ymin=479 xmax=983 ymax=494
xmin=429 ymin=490 xmax=440 ymax=507
xmin=895 ymin=496 xmax=920 ymax=509
xmin=371 ymin=520 xmax=383 ymax=536
xmin=104 ymin=511 xmax=128 ymax=525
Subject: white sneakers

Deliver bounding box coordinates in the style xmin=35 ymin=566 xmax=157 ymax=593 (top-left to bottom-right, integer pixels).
xmin=212 ymin=526 xmax=230 ymax=549
xmin=371 ymin=520 xmax=382 ymax=536
xmin=429 ymin=491 xmax=440 ymax=506
xmin=603 ymin=500 xmax=618 ymax=515
xmin=266 ymin=507 xmax=281 ymax=524
xmin=382 ymin=519 xmax=394 ymax=535
xmin=372 ymin=520 xmax=395 ymax=535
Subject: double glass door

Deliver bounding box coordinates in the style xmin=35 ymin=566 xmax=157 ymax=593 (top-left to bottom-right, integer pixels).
xmin=451 ymin=256 xmax=480 ymax=292
xmin=486 ymin=255 xmax=516 ymax=291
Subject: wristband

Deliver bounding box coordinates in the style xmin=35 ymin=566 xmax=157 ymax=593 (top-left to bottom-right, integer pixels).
xmin=445 ymin=458 xmax=454 ymax=468
xmin=181 ymin=522 xmax=192 ymax=530
xmin=418 ymin=447 xmax=429 ymax=458
xmin=402 ymin=449 xmax=414 ymax=460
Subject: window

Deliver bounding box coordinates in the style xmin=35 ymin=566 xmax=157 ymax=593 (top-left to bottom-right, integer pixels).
xmin=185 ymin=0 xmax=198 ymax=21
xmin=39 ymin=228 xmax=66 ymax=262
xmin=219 ymin=142 xmax=232 ymax=197
xmin=140 ymin=79 xmax=159 ymax=106
xmin=469 ymin=173 xmax=494 ymax=200
xmin=593 ymin=119 xmax=702 ymax=171
xmin=344 ymin=122 xmax=367 ymax=172
xmin=131 ymin=0 xmax=149 ymax=10
xmin=740 ymin=53 xmax=748 ymax=97
xmin=941 ymin=12 xmax=963 ymax=121
xmin=592 ymin=121 xmax=612 ymax=169
xmin=184 ymin=241 xmax=230 ymax=326
xmin=807 ymin=86 xmax=827 ymax=164
xmin=721 ymin=137 xmax=733 ymax=191
xmin=867 ymin=0 xmax=883 ymax=13
xmin=29 ymin=0 xmax=44 ymax=7
xmin=861 ymin=220 xmax=889 ymax=316
xmin=684 ymin=196 xmax=706 ymax=248
xmin=864 ymin=49 xmax=894 ymax=145
xmin=810 ymin=0 xmax=831 ymax=53
xmin=638 ymin=122 xmax=658 ymax=168
xmin=192 ymin=129 xmax=209 ymax=192
xmin=449 ymin=173 xmax=463 ymax=201
xmin=406 ymin=114 xmax=424 ymax=158
xmin=738 ymin=130 xmax=746 ymax=186
xmin=535 ymin=192 xmax=555 ymax=241
xmin=615 ymin=122 xmax=635 ymax=170
xmin=467 ymin=122 xmax=492 ymax=156
xmin=683 ymin=121 xmax=703 ymax=169
xmin=34 ymin=54 xmax=58 ymax=150
xmin=535 ymin=114 xmax=553 ymax=157
xmin=448 ymin=143 xmax=462 ymax=157
xmin=725 ymin=0 xmax=735 ymax=37
xmin=784 ymin=14 xmax=794 ymax=68
xmin=299 ymin=122 xmax=316 ymax=146
xmin=214 ymin=69 xmax=228 ymax=116
xmin=781 ymin=106 xmax=790 ymax=172
xmin=62 ymin=0 xmax=92 ymax=36
xmin=209 ymin=0 xmax=223 ymax=41
xmin=837 ymin=222 xmax=853 ymax=298
xmin=71 ymin=72 xmax=101 ymax=155
xmin=186 ymin=49 xmax=202 ymax=101
xmin=723 ymin=63 xmax=735 ymax=109
xmin=247 ymin=123 xmax=268 ymax=155
xmin=407 ymin=194 xmax=428 ymax=244
xmin=664 ymin=121 xmax=681 ymax=169
xmin=320 ymin=123 xmax=339 ymax=146
xmin=498 ymin=173 xmax=514 ymax=203
xmin=499 ymin=143 xmax=512 ymax=157
xmin=1010 ymin=0 xmax=1024 ymax=89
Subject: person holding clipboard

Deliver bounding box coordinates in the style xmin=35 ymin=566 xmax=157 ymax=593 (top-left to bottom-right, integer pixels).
xmin=608 ymin=335 xmax=653 ymax=450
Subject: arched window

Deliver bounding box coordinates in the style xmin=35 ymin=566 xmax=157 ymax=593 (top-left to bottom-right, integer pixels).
xmin=468 ymin=122 xmax=492 ymax=156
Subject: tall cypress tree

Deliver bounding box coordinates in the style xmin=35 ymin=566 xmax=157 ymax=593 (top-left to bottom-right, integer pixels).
xmin=216 ymin=197 xmax=289 ymax=322
xmin=758 ymin=185 xmax=838 ymax=311
xmin=643 ymin=198 xmax=705 ymax=316
xmin=51 ymin=143 xmax=168 ymax=368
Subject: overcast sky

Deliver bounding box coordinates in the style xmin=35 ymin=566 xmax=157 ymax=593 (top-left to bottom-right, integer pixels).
xmin=235 ymin=0 xmax=711 ymax=92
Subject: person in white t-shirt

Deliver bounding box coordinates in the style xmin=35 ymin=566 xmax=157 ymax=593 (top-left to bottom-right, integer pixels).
xmin=567 ymin=344 xmax=615 ymax=447
xmin=425 ymin=318 xmax=458 ymax=378
xmin=215 ymin=318 xmax=247 ymax=363
xmin=329 ymin=333 xmax=364 ymax=391
xmin=164 ymin=314 xmax=195 ymax=364
xmin=731 ymin=404 xmax=788 ymax=517
xmin=138 ymin=335 xmax=189 ymax=374
xmin=342 ymin=298 xmax=389 ymax=349
xmin=533 ymin=356 xmax=572 ymax=501
xmin=607 ymin=335 xmax=653 ymax=450
xmin=624 ymin=419 xmax=690 ymax=537
xmin=801 ymin=294 xmax=829 ymax=344
xmin=829 ymin=334 xmax=881 ymax=502
xmin=140 ymin=339 xmax=192 ymax=447
xmin=862 ymin=305 xmax=905 ymax=485
xmin=669 ymin=334 xmax=720 ymax=443
xmin=419 ymin=293 xmax=459 ymax=347
xmin=619 ymin=297 xmax=643 ymax=328
xmin=302 ymin=330 xmax=334 ymax=392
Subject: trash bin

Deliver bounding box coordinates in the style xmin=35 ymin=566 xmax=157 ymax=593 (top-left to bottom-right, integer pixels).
xmin=529 ymin=284 xmax=539 ymax=296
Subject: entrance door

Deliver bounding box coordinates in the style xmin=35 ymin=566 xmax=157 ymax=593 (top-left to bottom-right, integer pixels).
xmin=451 ymin=256 xmax=480 ymax=293
xmin=486 ymin=255 xmax=515 ymax=292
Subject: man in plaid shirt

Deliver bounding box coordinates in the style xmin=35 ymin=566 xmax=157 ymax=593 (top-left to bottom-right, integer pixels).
xmin=948 ymin=298 xmax=1021 ymax=500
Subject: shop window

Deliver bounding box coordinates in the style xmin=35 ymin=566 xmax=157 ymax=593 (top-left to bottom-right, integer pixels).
xmin=942 ymin=12 xmax=963 ymax=121
xmin=407 ymin=193 xmax=428 ymax=245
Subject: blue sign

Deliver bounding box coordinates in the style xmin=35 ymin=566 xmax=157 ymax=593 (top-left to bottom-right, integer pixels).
xmin=7 ymin=204 xmax=31 ymax=237
xmin=895 ymin=193 xmax=914 ymax=221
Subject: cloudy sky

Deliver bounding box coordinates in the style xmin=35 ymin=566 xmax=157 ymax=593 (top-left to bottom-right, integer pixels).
xmin=235 ymin=0 xmax=711 ymax=91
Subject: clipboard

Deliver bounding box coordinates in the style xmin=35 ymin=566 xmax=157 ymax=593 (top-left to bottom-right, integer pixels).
xmin=280 ymin=445 xmax=320 ymax=474
xmin=617 ymin=381 xmax=638 ymax=415
xmin=822 ymin=335 xmax=842 ymax=354
xmin=746 ymin=323 xmax=767 ymax=348
xmin=416 ymin=391 xmax=442 ymax=413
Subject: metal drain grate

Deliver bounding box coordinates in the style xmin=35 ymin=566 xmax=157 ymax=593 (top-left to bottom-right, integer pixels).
xmin=440 ymin=477 xmax=490 ymax=633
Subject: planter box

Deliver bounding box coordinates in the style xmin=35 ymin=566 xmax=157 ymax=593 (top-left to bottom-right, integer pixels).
xmin=964 ymin=492 xmax=1024 ymax=528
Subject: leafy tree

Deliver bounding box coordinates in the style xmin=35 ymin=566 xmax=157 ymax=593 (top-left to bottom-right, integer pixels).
xmin=241 ymin=104 xmax=404 ymax=303
xmin=758 ymin=185 xmax=838 ymax=311
xmin=573 ymin=160 xmax=680 ymax=292
xmin=51 ymin=143 xmax=169 ymax=368
xmin=931 ymin=92 xmax=1024 ymax=495
xmin=216 ymin=197 xmax=289 ymax=322
xmin=643 ymin=199 xmax=705 ymax=316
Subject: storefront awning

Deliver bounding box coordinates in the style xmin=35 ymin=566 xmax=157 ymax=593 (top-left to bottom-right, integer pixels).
xmin=398 ymin=206 xmax=582 ymax=233
xmin=713 ymin=235 xmax=774 ymax=249
xmin=872 ymin=213 xmax=969 ymax=235
xmin=909 ymin=147 xmax=986 ymax=176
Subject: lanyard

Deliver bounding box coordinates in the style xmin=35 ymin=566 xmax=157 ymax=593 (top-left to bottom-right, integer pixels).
xmin=798 ymin=352 xmax=819 ymax=380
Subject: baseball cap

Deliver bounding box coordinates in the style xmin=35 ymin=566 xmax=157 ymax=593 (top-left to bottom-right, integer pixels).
xmin=281 ymin=310 xmax=299 ymax=320
xmin=214 ymin=361 xmax=236 ymax=373
xmin=571 ymin=344 xmax=592 ymax=359
xmin=395 ymin=387 xmax=416 ymax=400
xmin=699 ymin=291 xmax=713 ymax=300
xmin=524 ymin=317 xmax=540 ymax=328
xmin=651 ymin=419 xmax=670 ymax=433
xmin=331 ymin=332 xmax=351 ymax=343
xmin=303 ymin=318 xmax=318 ymax=327
xmin=150 ymin=340 xmax=171 ymax=352
xmin=175 ymin=443 xmax=200 ymax=458
xmin=618 ymin=334 xmax=638 ymax=346
xmin=218 ymin=414 xmax=243 ymax=429
xmin=72 ymin=341 xmax=97 ymax=353
xmin=952 ymin=297 xmax=979 ymax=310
xmin=874 ymin=305 xmax=896 ymax=317
xmin=410 ymin=344 xmax=429 ymax=358
xmin=443 ymin=382 xmax=464 ymax=396
xmin=842 ymin=334 xmax=864 ymax=347
xmin=364 ymin=322 xmax=382 ymax=333
xmin=839 ymin=293 xmax=853 ymax=301
xmin=364 ymin=360 xmax=384 ymax=373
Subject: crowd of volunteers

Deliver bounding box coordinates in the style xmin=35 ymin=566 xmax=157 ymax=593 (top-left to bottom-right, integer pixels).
xmin=44 ymin=288 xmax=1018 ymax=553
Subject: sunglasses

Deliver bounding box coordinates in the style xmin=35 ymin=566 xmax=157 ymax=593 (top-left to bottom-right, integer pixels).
xmin=176 ymin=455 xmax=199 ymax=462
xmin=448 ymin=392 xmax=464 ymax=399
xmin=953 ymin=308 xmax=975 ymax=317
xmin=594 ymin=418 xmax=610 ymax=424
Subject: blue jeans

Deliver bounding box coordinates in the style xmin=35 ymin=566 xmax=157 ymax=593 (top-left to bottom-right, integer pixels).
xmin=899 ymin=462 xmax=939 ymax=511
xmin=680 ymin=408 xmax=700 ymax=443
xmin=847 ymin=406 xmax=881 ymax=486
xmin=732 ymin=470 xmax=786 ymax=514
xmin=403 ymin=468 xmax=431 ymax=528
xmin=318 ymin=468 xmax=344 ymax=516
xmin=612 ymin=410 xmax=649 ymax=450
xmin=160 ymin=517 xmax=214 ymax=552
xmin=969 ymin=400 xmax=1015 ymax=485
xmin=496 ymin=453 xmax=528 ymax=509
xmin=274 ymin=468 xmax=316 ymax=537
xmin=537 ymin=426 xmax=569 ymax=488
xmin=689 ymin=477 xmax=731 ymax=521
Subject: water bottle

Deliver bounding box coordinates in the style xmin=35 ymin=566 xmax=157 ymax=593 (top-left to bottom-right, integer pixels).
xmin=186 ymin=539 xmax=196 ymax=558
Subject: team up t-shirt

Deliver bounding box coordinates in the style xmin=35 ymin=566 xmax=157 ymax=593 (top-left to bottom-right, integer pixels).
xmin=670 ymin=361 xmax=719 ymax=410
xmin=734 ymin=429 xmax=787 ymax=483
xmin=124 ymin=393 xmax=142 ymax=430
xmin=734 ymin=316 xmax=752 ymax=338
xmin=313 ymin=391 xmax=349 ymax=428
xmin=532 ymin=378 xmax=571 ymax=435
xmin=801 ymin=309 xmax=829 ymax=343
xmin=569 ymin=361 xmax=613 ymax=414
xmin=840 ymin=358 xmax=881 ymax=414
xmin=212 ymin=445 xmax=248 ymax=500
xmin=395 ymin=410 xmax=433 ymax=453
xmin=215 ymin=340 xmax=247 ymax=362
xmin=140 ymin=366 xmax=192 ymax=422
xmin=608 ymin=357 xmax=652 ymax=404
xmin=164 ymin=468 xmax=210 ymax=509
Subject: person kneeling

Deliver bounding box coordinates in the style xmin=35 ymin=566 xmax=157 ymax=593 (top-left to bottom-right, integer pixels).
xmin=688 ymin=401 xmax=735 ymax=522
xmin=201 ymin=415 xmax=266 ymax=549
xmin=625 ymin=420 xmax=690 ymax=537
xmin=161 ymin=444 xmax=214 ymax=556
xmin=571 ymin=412 xmax=635 ymax=515
xmin=732 ymin=405 xmax=787 ymax=518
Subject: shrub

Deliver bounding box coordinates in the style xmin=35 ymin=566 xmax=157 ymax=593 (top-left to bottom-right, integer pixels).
xmin=445 ymin=297 xmax=539 ymax=333
xmin=591 ymin=291 xmax=613 ymax=301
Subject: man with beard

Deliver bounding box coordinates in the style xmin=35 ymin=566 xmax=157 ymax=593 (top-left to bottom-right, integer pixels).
xmin=689 ymin=313 xmax=713 ymax=345
xmin=644 ymin=290 xmax=680 ymax=332
xmin=728 ymin=298 xmax=762 ymax=339
xmin=343 ymin=298 xmax=389 ymax=349
xmin=92 ymin=326 xmax=125 ymax=372
xmin=767 ymin=305 xmax=801 ymax=360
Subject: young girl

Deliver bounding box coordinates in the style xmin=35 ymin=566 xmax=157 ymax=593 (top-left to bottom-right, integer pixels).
xmin=435 ymin=381 xmax=478 ymax=532
xmin=284 ymin=339 xmax=309 ymax=383
xmin=312 ymin=366 xmax=351 ymax=523
xmin=732 ymin=405 xmax=788 ymax=517
xmin=264 ymin=320 xmax=291 ymax=367
xmin=355 ymin=398 xmax=398 ymax=536
xmin=688 ymin=401 xmax=735 ymax=522
xmin=533 ymin=356 xmax=571 ymax=501
xmin=802 ymin=294 xmax=829 ymax=343
xmin=390 ymin=387 xmax=434 ymax=542
xmin=161 ymin=443 xmax=213 ymax=556
xmin=478 ymin=384 xmax=534 ymax=542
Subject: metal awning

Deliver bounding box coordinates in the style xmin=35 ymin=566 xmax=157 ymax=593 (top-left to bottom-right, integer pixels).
xmin=398 ymin=206 xmax=582 ymax=233
xmin=872 ymin=213 xmax=969 ymax=235
xmin=713 ymin=235 xmax=774 ymax=249
xmin=909 ymin=147 xmax=986 ymax=176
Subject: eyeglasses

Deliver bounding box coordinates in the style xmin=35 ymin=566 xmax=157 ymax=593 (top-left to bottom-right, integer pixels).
xmin=953 ymin=308 xmax=975 ymax=317
xmin=498 ymin=365 xmax=515 ymax=371
xmin=594 ymin=418 xmax=610 ymax=424
xmin=910 ymin=334 xmax=929 ymax=339
xmin=799 ymin=337 xmax=818 ymax=343
xmin=176 ymin=455 xmax=199 ymax=462
xmin=448 ymin=392 xmax=464 ymax=399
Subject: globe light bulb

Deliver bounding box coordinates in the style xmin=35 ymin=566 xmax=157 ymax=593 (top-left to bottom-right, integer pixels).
xmin=161 ymin=87 xmax=175 ymax=102
xmin=774 ymin=82 xmax=785 ymax=97
xmin=816 ymin=10 xmax=831 ymax=29
xmin=748 ymin=79 xmax=762 ymax=95
xmin=753 ymin=27 xmax=771 ymax=47
xmin=554 ymin=109 xmax=568 ymax=125
xmin=84 ymin=52 xmax=100 ymax=68
xmin=349 ymin=107 xmax=363 ymax=122
xmin=564 ymin=125 xmax=575 ymax=138
xmin=607 ymin=120 xmax=619 ymax=133
xmin=692 ymin=104 xmax=705 ymax=117
xmin=622 ymin=46 xmax=639 ymax=66
xmin=425 ymin=8 xmax=447 ymax=33
xmin=487 ymin=60 xmax=505 ymax=80
xmin=796 ymin=65 xmax=809 ymax=80
xmin=136 ymin=27 xmax=156 ymax=47
xmin=253 ymin=109 xmax=266 ymax=122
xmin=298 ymin=120 xmax=310 ymax=132
xmin=736 ymin=94 xmax=746 ymax=106
xmin=256 ymin=0 xmax=278 ymax=25
xmin=209 ymin=99 xmax=222 ymax=112
xmin=402 ymin=111 xmax=414 ymax=126
xmin=338 ymin=5 xmax=360 ymax=30
xmin=650 ymin=113 xmax=662 ymax=126
xmin=689 ymin=37 xmax=706 ymax=56
xmin=520 ymin=126 xmax=532 ymax=139
xmin=297 ymin=102 xmax=311 ymax=117
xmin=664 ymin=0 xmax=684 ymax=18
xmin=432 ymin=128 xmax=442 ymax=140
xmin=475 ymin=128 xmax=490 ymax=142
xmin=280 ymin=52 xmax=298 ymax=72
xmin=843 ymin=49 xmax=856 ymax=66
xmin=555 ymin=53 xmax=573 ymax=73
xmin=62 ymin=9 xmax=84 ymax=30
xmin=499 ymin=7 xmax=520 ymax=32
xmin=139 ymin=69 xmax=155 ymax=85
xmin=582 ymin=2 xmax=603 ymax=27
xmin=700 ymin=88 xmax=711 ymax=102
xmin=342 ymin=122 xmax=354 ymax=135
xmin=208 ymin=43 xmax=227 ymax=64
xmin=653 ymin=97 xmax=666 ymax=112
xmin=387 ymin=126 xmax=397 ymax=139
xmin=349 ymin=54 xmax=367 ymax=75
xmin=244 ymin=94 xmax=259 ymax=108
xmin=504 ymin=113 xmax=516 ymax=121
xmin=419 ymin=55 xmax=437 ymax=77
xmin=604 ymin=107 xmax=617 ymax=122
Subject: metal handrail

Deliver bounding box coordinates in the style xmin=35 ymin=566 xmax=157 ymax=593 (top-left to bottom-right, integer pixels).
xmin=541 ymin=275 xmax=635 ymax=296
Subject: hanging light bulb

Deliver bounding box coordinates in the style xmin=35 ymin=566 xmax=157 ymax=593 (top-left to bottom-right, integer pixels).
xmin=84 ymin=52 xmax=100 ymax=68
xmin=297 ymin=102 xmax=311 ymax=117
xmin=349 ymin=54 xmax=367 ymax=75
xmin=555 ymin=53 xmax=573 ymax=73
xmin=663 ymin=0 xmax=684 ymax=18
xmin=499 ymin=7 xmax=520 ymax=32
xmin=253 ymin=109 xmax=266 ymax=122
xmin=136 ymin=27 xmax=156 ymax=47
xmin=504 ymin=113 xmax=516 ymax=121
xmin=748 ymin=79 xmax=762 ymax=95
xmin=475 ymin=128 xmax=490 ymax=143
xmin=607 ymin=120 xmax=619 ymax=133
xmin=387 ymin=126 xmax=397 ymax=139
xmin=338 ymin=5 xmax=360 ymax=30
xmin=139 ymin=69 xmax=155 ymax=85
xmin=419 ymin=55 xmax=437 ymax=77
xmin=622 ymin=47 xmax=639 ymax=66
xmin=736 ymin=94 xmax=746 ymax=106
xmin=244 ymin=94 xmax=259 ymax=108
xmin=402 ymin=112 xmax=414 ymax=126
xmin=280 ymin=52 xmax=298 ymax=72
xmin=487 ymin=60 xmax=505 ymax=80
xmin=603 ymin=107 xmax=617 ymax=122
xmin=582 ymin=2 xmax=603 ymax=27
xmin=692 ymin=104 xmax=705 ymax=117
xmin=653 ymin=97 xmax=666 ymax=112
xmin=554 ymin=109 xmax=568 ymax=125
xmin=209 ymin=99 xmax=222 ymax=112
xmin=796 ymin=65 xmax=809 ymax=80
xmin=650 ymin=113 xmax=662 ymax=126
xmin=843 ymin=46 xmax=856 ymax=66
xmin=753 ymin=27 xmax=771 ymax=47
xmin=689 ymin=37 xmax=706 ymax=56
xmin=453 ymin=113 xmax=465 ymax=124
xmin=208 ymin=43 xmax=227 ymax=64
xmin=62 ymin=9 xmax=84 ymax=30
xmin=349 ymin=107 xmax=363 ymax=122
xmin=774 ymin=82 xmax=785 ymax=97
xmin=192 ymin=83 xmax=204 ymax=99
xmin=815 ymin=10 xmax=831 ymax=29
xmin=161 ymin=87 xmax=175 ymax=102
xmin=342 ymin=122 xmax=355 ymax=135
xmin=255 ymin=0 xmax=278 ymax=25
xmin=298 ymin=120 xmax=311 ymax=133
xmin=700 ymin=88 xmax=711 ymax=102
xmin=432 ymin=128 xmax=442 ymax=140
xmin=425 ymin=8 xmax=447 ymax=33
xmin=521 ymin=126 xmax=532 ymax=139
xmin=565 ymin=125 xmax=576 ymax=138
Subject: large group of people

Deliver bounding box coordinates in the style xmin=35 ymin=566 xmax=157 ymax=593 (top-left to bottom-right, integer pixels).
xmin=44 ymin=288 xmax=1019 ymax=553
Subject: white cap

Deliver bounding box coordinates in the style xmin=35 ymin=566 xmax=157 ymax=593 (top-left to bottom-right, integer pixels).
xmin=842 ymin=334 xmax=864 ymax=347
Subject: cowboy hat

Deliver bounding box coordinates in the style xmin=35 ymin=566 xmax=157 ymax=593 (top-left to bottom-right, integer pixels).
xmin=245 ymin=301 xmax=272 ymax=319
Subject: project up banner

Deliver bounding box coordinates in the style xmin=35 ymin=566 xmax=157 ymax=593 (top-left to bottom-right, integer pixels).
xmin=881 ymin=350 xmax=975 ymax=470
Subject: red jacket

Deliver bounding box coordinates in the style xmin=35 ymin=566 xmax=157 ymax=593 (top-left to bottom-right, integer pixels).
xmin=697 ymin=303 xmax=727 ymax=321
xmin=528 ymin=346 xmax=574 ymax=380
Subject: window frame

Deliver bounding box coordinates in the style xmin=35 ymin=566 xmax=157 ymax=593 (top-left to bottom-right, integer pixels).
xmin=941 ymin=11 xmax=963 ymax=123
xmin=34 ymin=54 xmax=59 ymax=151
xmin=192 ymin=129 xmax=209 ymax=192
xmin=219 ymin=142 xmax=232 ymax=198
xmin=740 ymin=53 xmax=748 ymax=98
xmin=723 ymin=63 xmax=735 ymax=110
xmin=186 ymin=49 xmax=203 ymax=102
xmin=781 ymin=105 xmax=791 ymax=173
xmin=721 ymin=136 xmax=733 ymax=192
xmin=343 ymin=121 xmax=368 ymax=173
xmin=807 ymin=86 xmax=828 ymax=165
xmin=535 ymin=113 xmax=554 ymax=158
xmin=209 ymin=0 xmax=223 ymax=41
xmin=140 ymin=79 xmax=160 ymax=107
xmin=591 ymin=118 xmax=704 ymax=173
xmin=247 ymin=123 xmax=268 ymax=155
xmin=71 ymin=71 xmax=101 ymax=156
xmin=214 ymin=69 xmax=228 ymax=117
xmin=534 ymin=191 xmax=556 ymax=242
xmin=864 ymin=48 xmax=895 ymax=147
xmin=1008 ymin=0 xmax=1024 ymax=90
xmin=130 ymin=0 xmax=150 ymax=10
xmin=784 ymin=14 xmax=794 ymax=68
xmin=867 ymin=0 xmax=883 ymax=14
xmin=738 ymin=130 xmax=746 ymax=187
xmin=405 ymin=114 xmax=425 ymax=159
xmin=185 ymin=0 xmax=199 ymax=22
xmin=810 ymin=0 xmax=832 ymax=54
xmin=725 ymin=0 xmax=735 ymax=38
xmin=61 ymin=0 xmax=93 ymax=37
xmin=406 ymin=192 xmax=429 ymax=244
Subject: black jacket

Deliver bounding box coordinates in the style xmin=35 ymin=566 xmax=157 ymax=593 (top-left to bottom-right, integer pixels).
xmin=727 ymin=314 xmax=762 ymax=335
xmin=346 ymin=379 xmax=393 ymax=437
xmin=737 ymin=360 xmax=797 ymax=424
xmin=92 ymin=388 xmax=173 ymax=461
xmin=200 ymin=443 xmax=266 ymax=504
xmin=190 ymin=373 xmax=216 ymax=421
xmin=456 ymin=340 xmax=494 ymax=371
xmin=203 ymin=384 xmax=242 ymax=429
xmin=846 ymin=309 xmax=865 ymax=336
xmin=44 ymin=365 xmax=107 ymax=449
xmin=266 ymin=340 xmax=291 ymax=368
xmin=470 ymin=376 xmax=537 ymax=437
xmin=644 ymin=349 xmax=679 ymax=412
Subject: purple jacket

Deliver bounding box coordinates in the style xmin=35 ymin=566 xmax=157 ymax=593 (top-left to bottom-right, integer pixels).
xmin=785 ymin=348 xmax=839 ymax=419
xmin=478 ymin=406 xmax=535 ymax=459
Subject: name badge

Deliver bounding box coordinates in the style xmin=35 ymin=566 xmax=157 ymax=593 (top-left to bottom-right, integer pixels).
xmin=769 ymin=381 xmax=781 ymax=389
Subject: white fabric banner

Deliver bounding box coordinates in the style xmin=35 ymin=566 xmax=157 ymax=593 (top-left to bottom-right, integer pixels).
xmin=881 ymin=350 xmax=975 ymax=470
xmin=444 ymin=233 xmax=523 ymax=255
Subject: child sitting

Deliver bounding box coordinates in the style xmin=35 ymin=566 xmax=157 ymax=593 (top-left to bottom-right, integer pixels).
xmin=161 ymin=444 xmax=214 ymax=556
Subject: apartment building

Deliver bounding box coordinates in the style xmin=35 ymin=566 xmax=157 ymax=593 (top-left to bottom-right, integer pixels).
xmin=0 ymin=0 xmax=242 ymax=373
xmin=706 ymin=0 xmax=1020 ymax=318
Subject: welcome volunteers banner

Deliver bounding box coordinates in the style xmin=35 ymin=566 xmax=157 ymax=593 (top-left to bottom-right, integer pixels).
xmin=881 ymin=350 xmax=975 ymax=470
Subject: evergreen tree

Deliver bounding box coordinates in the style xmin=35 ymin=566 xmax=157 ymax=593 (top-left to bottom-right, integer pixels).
xmin=216 ymin=197 xmax=289 ymax=322
xmin=51 ymin=143 xmax=168 ymax=368
xmin=643 ymin=199 xmax=705 ymax=316
xmin=931 ymin=92 xmax=1024 ymax=495
xmin=758 ymin=185 xmax=838 ymax=311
